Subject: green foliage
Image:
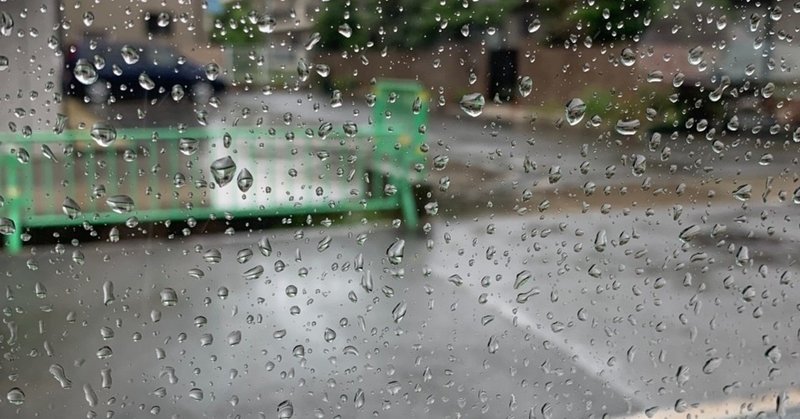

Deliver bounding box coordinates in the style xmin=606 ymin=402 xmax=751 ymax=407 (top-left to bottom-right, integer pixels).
xmin=314 ymin=0 xmax=523 ymax=50
xmin=540 ymin=0 xmax=655 ymax=44
xmin=210 ymin=0 xmax=265 ymax=46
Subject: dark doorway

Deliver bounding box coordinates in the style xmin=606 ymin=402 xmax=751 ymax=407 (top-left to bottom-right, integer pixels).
xmin=489 ymin=49 xmax=518 ymax=102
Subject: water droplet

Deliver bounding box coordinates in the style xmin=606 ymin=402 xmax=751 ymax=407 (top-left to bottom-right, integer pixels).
xmin=735 ymin=245 xmax=750 ymax=266
xmin=157 ymin=11 xmax=170 ymax=27
xmin=762 ymin=82 xmax=775 ymax=99
xmin=361 ymin=271 xmax=373 ymax=292
xmin=41 ymin=144 xmax=58 ymax=162
xmin=100 ymin=368 xmax=112 ymax=389
xmin=227 ymin=330 xmax=242 ymax=346
xmin=15 ymin=148 xmax=30 ymax=164
xmin=96 ymin=346 xmax=113 ymax=359
xmin=565 ymin=98 xmax=586 ymax=126
xmin=315 ymin=63 xmax=330 ymax=77
xmin=62 ymin=197 xmax=81 ymax=219
xmin=0 ymin=12 xmax=14 ymax=37
xmin=171 ymin=84 xmax=185 ymax=101
xmin=305 ymin=32 xmax=321 ymax=50
xmin=620 ymin=48 xmax=636 ymax=66
xmin=237 ymin=169 xmax=253 ymax=193
xmin=386 ymin=239 xmax=405 ymax=264
xmin=631 ymin=154 xmax=646 ymax=176
xmin=243 ymin=265 xmax=264 ymax=280
xmin=615 ymin=119 xmax=640 ymax=136
xmin=102 ymin=281 xmax=115 ymax=305
xmin=392 ymin=301 xmax=407 ymax=323
xmin=106 ymin=195 xmax=134 ymax=213
xmin=343 ymin=121 xmax=358 ymax=137
xmin=100 ymin=326 xmax=114 ymax=339
xmin=518 ymin=76 xmax=533 ymax=97
xmin=277 ymin=400 xmax=294 ymax=418
xmin=49 ymin=364 xmax=72 ymax=389
xmin=120 ymin=45 xmax=139 ymax=64
xmin=766 ymin=346 xmax=782 ymax=364
xmin=189 ymin=388 xmax=204 ymax=401
xmin=514 ymin=270 xmax=532 ymax=290
xmin=716 ymin=14 xmax=728 ymax=30
xmin=6 ymin=388 xmax=24 ymax=405
xmin=459 ymin=93 xmax=485 ymax=117
xmin=160 ymin=288 xmax=177 ymax=306
xmin=488 ymin=335 xmax=500 ymax=354
xmin=527 ymin=18 xmax=541 ymax=33
xmin=297 ymin=58 xmax=310 ymax=81
xmin=732 ymin=184 xmax=752 ymax=201
xmin=448 ymin=274 xmax=463 ymax=286
xmin=702 ymin=357 xmax=722 ymax=374
xmin=318 ymin=121 xmax=333 ymax=138
xmin=354 ymin=388 xmax=365 ymax=409
xmin=205 ymin=62 xmax=220 ymax=81
xmin=83 ymin=11 xmax=94 ymax=26
xmin=258 ymin=15 xmax=276 ymax=33
xmin=0 ymin=218 xmax=15 ymax=236
xmin=727 ymin=115 xmax=739 ymax=132
xmin=688 ymin=46 xmax=704 ymax=65
xmin=679 ymin=225 xmax=701 ymax=242
xmin=73 ymin=59 xmax=98 ymax=85
xmin=316 ymin=236 xmax=332 ymax=252
xmin=646 ymin=70 xmax=664 ymax=83
xmin=210 ymin=156 xmax=237 ymax=187
xmin=324 ymin=328 xmax=336 ymax=342
xmin=594 ymin=229 xmax=608 ymax=252
xmin=90 ymin=122 xmax=117 ymax=147
xmin=338 ymin=23 xmax=352 ymax=38
xmin=411 ymin=97 xmax=423 ymax=115
xmin=138 ymin=72 xmax=155 ymax=90
xmin=750 ymin=12 xmax=762 ymax=31
xmin=72 ymin=250 xmax=86 ymax=265
xmin=178 ymin=138 xmax=199 ymax=155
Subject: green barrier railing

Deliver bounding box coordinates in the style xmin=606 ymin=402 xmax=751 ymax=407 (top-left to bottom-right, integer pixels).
xmin=0 ymin=80 xmax=429 ymax=253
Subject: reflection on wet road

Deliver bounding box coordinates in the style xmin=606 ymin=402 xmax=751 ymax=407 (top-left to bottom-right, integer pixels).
xmin=2 ymin=199 xmax=800 ymax=417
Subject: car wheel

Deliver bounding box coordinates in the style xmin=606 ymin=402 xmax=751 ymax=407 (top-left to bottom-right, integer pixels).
xmin=86 ymin=79 xmax=109 ymax=104
xmin=191 ymin=82 xmax=214 ymax=104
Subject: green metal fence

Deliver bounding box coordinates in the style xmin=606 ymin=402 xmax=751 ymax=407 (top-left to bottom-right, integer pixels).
xmin=0 ymin=81 xmax=429 ymax=253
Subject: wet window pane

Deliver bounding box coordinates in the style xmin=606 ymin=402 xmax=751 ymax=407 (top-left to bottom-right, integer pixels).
xmin=1 ymin=0 xmax=799 ymax=418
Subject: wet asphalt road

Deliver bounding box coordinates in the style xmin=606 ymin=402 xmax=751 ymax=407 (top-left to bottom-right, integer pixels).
xmin=2 ymin=200 xmax=800 ymax=418
xmin=2 ymin=92 xmax=800 ymax=418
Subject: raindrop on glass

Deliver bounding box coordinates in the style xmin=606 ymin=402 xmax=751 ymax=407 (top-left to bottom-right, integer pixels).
xmin=210 ymin=156 xmax=237 ymax=187
xmin=459 ymin=93 xmax=485 ymax=117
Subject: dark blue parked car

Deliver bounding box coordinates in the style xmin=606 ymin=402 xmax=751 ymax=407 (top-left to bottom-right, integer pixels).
xmin=63 ymin=41 xmax=227 ymax=103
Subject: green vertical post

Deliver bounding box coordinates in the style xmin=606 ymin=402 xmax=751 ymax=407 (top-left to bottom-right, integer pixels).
xmin=4 ymin=156 xmax=23 ymax=253
xmin=372 ymin=81 xmax=427 ymax=230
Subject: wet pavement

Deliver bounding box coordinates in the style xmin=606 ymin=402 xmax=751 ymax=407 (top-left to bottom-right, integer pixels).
xmin=2 ymin=92 xmax=800 ymax=418
xmin=2 ymin=197 xmax=800 ymax=417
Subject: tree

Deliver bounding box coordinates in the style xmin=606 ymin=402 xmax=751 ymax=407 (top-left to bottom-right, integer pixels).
xmin=210 ymin=0 xmax=266 ymax=46
xmin=538 ymin=0 xmax=656 ymax=44
xmin=314 ymin=0 xmax=522 ymax=50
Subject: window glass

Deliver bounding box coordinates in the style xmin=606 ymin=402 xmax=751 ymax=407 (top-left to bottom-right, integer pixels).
xmin=1 ymin=1 xmax=798 ymax=418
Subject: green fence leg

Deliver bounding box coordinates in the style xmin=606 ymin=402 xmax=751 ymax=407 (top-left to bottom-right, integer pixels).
xmin=6 ymin=197 xmax=22 ymax=254
xmin=4 ymin=159 xmax=23 ymax=254
xmin=398 ymin=178 xmax=419 ymax=230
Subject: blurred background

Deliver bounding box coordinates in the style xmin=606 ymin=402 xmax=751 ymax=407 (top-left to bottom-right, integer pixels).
xmin=1 ymin=0 xmax=800 ymax=418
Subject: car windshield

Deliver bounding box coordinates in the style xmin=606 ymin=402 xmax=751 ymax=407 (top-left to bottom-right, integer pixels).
xmin=2 ymin=1 xmax=800 ymax=418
